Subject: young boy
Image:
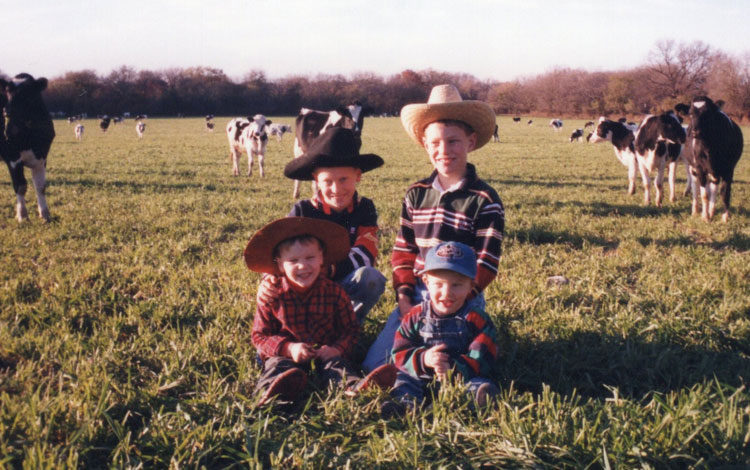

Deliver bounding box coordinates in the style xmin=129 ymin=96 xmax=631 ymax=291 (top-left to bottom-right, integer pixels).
xmin=257 ymin=127 xmax=386 ymax=324
xmin=388 ymin=241 xmax=501 ymax=409
xmin=363 ymin=84 xmax=505 ymax=372
xmin=245 ymin=217 xmax=396 ymax=406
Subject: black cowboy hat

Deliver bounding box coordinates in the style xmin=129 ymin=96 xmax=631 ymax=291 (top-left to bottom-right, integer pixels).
xmin=283 ymin=127 xmax=384 ymax=181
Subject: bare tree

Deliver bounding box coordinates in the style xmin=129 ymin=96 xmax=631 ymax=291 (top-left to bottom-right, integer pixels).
xmin=646 ymin=39 xmax=714 ymax=101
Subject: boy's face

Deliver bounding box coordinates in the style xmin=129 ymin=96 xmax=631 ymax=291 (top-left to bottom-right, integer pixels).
xmin=422 ymin=269 xmax=473 ymax=317
xmin=313 ymin=166 xmax=362 ymax=211
xmin=275 ymin=239 xmax=324 ymax=290
xmin=422 ymin=122 xmax=476 ymax=183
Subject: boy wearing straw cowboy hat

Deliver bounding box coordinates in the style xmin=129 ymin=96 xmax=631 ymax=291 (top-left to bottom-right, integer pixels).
xmin=256 ymin=127 xmax=387 ymax=324
xmin=363 ymin=84 xmax=505 ymax=372
xmin=245 ymin=217 xmax=396 ymax=406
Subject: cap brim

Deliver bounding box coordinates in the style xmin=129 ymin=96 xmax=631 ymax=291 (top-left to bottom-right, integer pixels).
xmin=244 ymin=217 xmax=351 ymax=274
xmin=401 ymin=101 xmax=496 ymax=150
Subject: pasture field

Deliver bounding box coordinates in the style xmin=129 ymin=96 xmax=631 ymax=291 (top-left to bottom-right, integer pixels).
xmin=1 ymin=116 xmax=749 ymax=469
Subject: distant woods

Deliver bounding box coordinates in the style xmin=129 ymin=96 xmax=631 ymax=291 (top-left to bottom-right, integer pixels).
xmin=9 ymin=40 xmax=750 ymax=121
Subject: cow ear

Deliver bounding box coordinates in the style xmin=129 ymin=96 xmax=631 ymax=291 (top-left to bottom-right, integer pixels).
xmin=674 ymin=103 xmax=690 ymax=115
xmin=265 ymin=119 xmax=272 ymax=125
xmin=716 ymin=100 xmax=725 ymax=110
xmin=36 ymin=78 xmax=48 ymax=91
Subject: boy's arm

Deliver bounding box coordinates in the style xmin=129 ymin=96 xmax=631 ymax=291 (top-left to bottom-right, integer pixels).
xmin=391 ymin=307 xmax=429 ymax=378
xmin=453 ymin=310 xmax=499 ymax=379
xmin=391 ymin=196 xmax=418 ymax=292
xmin=472 ymin=194 xmax=505 ymax=295
xmin=251 ymin=301 xmax=290 ymax=359
xmin=329 ymin=285 xmax=359 ymax=357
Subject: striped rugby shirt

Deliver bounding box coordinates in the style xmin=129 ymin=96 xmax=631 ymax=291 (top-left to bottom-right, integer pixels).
xmin=391 ymin=163 xmax=504 ymax=296
xmin=289 ymin=191 xmax=379 ymax=282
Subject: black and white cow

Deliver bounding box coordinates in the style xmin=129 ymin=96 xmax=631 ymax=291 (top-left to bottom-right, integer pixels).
xmin=633 ymin=111 xmax=687 ymax=206
xmin=584 ymin=121 xmax=595 ymax=129
xmin=682 ymin=96 xmax=744 ymax=222
xmin=291 ymin=102 xmax=365 ymax=198
xmin=492 ymin=124 xmax=500 ymax=142
xmin=113 ymin=116 xmax=123 ymax=124
xmin=136 ymin=121 xmax=146 ymax=139
xmin=226 ymin=114 xmax=272 ymax=177
xmin=549 ymin=119 xmax=563 ymax=131
xmin=569 ymin=128 xmax=584 ymax=142
xmin=512 ymin=117 xmax=521 ymax=123
xmin=75 ymin=124 xmax=84 ymax=141
xmin=527 ymin=119 xmax=533 ymax=125
xmin=205 ymin=114 xmax=215 ymax=132
xmin=268 ymin=123 xmax=292 ymax=142
xmin=589 ymin=117 xmax=640 ymax=196
xmin=0 ymin=74 xmax=56 ymax=222
xmin=99 ymin=116 xmax=111 ymax=132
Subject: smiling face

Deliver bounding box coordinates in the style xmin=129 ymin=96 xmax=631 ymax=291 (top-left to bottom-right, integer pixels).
xmin=422 ymin=121 xmax=476 ymax=187
xmin=422 ymin=269 xmax=473 ymax=317
xmin=313 ymin=166 xmax=361 ymax=211
xmin=275 ymin=238 xmax=324 ymax=290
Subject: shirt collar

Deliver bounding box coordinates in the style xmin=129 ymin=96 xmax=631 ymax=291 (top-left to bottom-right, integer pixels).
xmin=427 ymin=163 xmax=478 ymax=193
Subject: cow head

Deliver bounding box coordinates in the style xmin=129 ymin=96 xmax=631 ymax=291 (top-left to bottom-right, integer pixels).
xmin=589 ymin=117 xmax=612 ymax=143
xmin=249 ymin=114 xmax=271 ymax=141
xmin=688 ymin=96 xmax=719 ymax=138
xmin=347 ymin=101 xmax=365 ymax=136
xmin=3 ymin=74 xmax=49 ymax=121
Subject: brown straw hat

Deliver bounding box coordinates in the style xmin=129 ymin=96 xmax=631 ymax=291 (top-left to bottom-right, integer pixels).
xmin=243 ymin=217 xmax=351 ymax=275
xmin=400 ymin=84 xmax=496 ymax=150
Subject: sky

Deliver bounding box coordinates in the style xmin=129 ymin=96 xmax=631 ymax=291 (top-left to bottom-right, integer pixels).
xmin=4 ymin=0 xmax=749 ymax=83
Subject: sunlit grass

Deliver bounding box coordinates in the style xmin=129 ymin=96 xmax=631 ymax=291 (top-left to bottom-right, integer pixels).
xmin=1 ymin=116 xmax=749 ymax=468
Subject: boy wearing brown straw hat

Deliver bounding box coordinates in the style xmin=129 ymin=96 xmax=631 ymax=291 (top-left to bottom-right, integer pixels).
xmin=256 ymin=127 xmax=387 ymax=324
xmin=363 ymin=84 xmax=505 ymax=372
xmin=245 ymin=217 xmax=396 ymax=406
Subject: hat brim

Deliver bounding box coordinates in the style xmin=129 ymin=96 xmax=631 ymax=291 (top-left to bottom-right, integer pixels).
xmin=284 ymin=153 xmax=384 ymax=181
xmin=401 ymin=101 xmax=496 ymax=151
xmin=244 ymin=217 xmax=351 ymax=274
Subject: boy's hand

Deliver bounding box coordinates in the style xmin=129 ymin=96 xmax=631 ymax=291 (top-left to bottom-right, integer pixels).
xmin=423 ymin=344 xmax=451 ymax=380
xmin=315 ymin=345 xmax=342 ymax=361
xmin=256 ymin=275 xmax=281 ymax=304
xmin=285 ymin=342 xmax=316 ymax=363
xmin=397 ymin=292 xmax=415 ymax=318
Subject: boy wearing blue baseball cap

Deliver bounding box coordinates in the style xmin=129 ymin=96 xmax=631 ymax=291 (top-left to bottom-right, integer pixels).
xmin=386 ymin=241 xmax=501 ymax=412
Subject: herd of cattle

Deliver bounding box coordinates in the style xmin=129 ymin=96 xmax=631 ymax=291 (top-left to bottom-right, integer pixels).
xmin=0 ymin=73 xmax=745 ymax=224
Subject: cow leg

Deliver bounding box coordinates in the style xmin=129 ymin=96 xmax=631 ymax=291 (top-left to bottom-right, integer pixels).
xmin=721 ymin=179 xmax=733 ymax=223
xmin=257 ymin=151 xmax=265 ymax=178
xmin=30 ymin=158 xmax=50 ymax=222
xmin=638 ymin=162 xmax=651 ymax=205
xmin=699 ymin=184 xmax=711 ymax=221
xmin=654 ymin=161 xmax=666 ymax=207
xmin=230 ymin=149 xmax=240 ymax=176
xmin=247 ymin=151 xmax=254 ymax=177
xmin=627 ymin=159 xmax=637 ymax=195
xmin=682 ymin=159 xmax=692 ymax=197
xmin=706 ymin=180 xmax=720 ymax=221
xmin=15 ymin=184 xmax=28 ymax=222
xmin=667 ymin=161 xmax=677 ymax=203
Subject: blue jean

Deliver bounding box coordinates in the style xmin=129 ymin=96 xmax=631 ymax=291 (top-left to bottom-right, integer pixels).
xmin=362 ymin=281 xmax=485 ymax=372
xmin=340 ymin=266 xmax=386 ymax=324
xmin=391 ymin=371 xmax=498 ymax=404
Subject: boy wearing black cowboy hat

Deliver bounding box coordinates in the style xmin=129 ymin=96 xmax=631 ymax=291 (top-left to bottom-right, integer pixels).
xmin=245 ymin=217 xmax=396 ymax=406
xmin=256 ymin=127 xmax=387 ymax=324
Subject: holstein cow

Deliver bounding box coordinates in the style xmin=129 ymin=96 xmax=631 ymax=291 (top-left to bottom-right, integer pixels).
xmin=291 ymin=102 xmax=364 ymax=198
xmin=682 ymin=96 xmax=744 ymax=222
xmin=75 ymin=124 xmax=84 ymax=141
xmin=512 ymin=117 xmax=521 ymax=123
xmin=99 ymin=116 xmax=111 ymax=132
xmin=268 ymin=123 xmax=292 ymax=142
xmin=589 ymin=117 xmax=640 ymax=196
xmin=226 ymin=114 xmax=272 ymax=177
xmin=569 ymin=128 xmax=584 ymax=143
xmin=633 ymin=111 xmax=687 ymax=206
xmin=136 ymin=121 xmax=146 ymax=139
xmin=492 ymin=124 xmax=500 ymax=142
xmin=584 ymin=121 xmax=595 ymax=129
xmin=205 ymin=115 xmax=215 ymax=132
xmin=549 ymin=119 xmax=563 ymax=131
xmin=0 ymin=74 xmax=56 ymax=222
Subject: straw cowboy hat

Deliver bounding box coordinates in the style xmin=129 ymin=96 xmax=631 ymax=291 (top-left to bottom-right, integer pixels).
xmin=400 ymin=84 xmax=496 ymax=150
xmin=244 ymin=217 xmax=350 ymax=275
xmin=284 ymin=127 xmax=384 ymax=181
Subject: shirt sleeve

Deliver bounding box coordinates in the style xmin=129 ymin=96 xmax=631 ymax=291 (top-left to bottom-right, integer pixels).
xmin=251 ymin=300 xmax=288 ymax=359
xmin=452 ymin=309 xmax=499 ymax=380
xmin=391 ymin=306 xmax=429 ymax=378
xmin=472 ymin=192 xmax=505 ymax=293
xmin=391 ymin=193 xmax=418 ymax=290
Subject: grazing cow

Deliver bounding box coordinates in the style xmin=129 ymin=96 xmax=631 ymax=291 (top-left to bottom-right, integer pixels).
xmin=99 ymin=116 xmax=111 ymax=132
xmin=527 ymin=119 xmax=533 ymax=125
xmin=570 ymin=128 xmax=584 ymax=142
xmin=226 ymin=114 xmax=272 ymax=177
xmin=113 ymin=116 xmax=122 ymax=124
xmin=549 ymin=119 xmax=563 ymax=131
xmin=206 ymin=121 xmax=215 ymax=132
xmin=492 ymin=124 xmax=500 ymax=142
xmin=589 ymin=117 xmax=640 ymax=196
xmin=633 ymin=111 xmax=687 ymax=206
xmin=75 ymin=124 xmax=84 ymax=141
xmin=268 ymin=123 xmax=292 ymax=142
xmin=0 ymin=74 xmax=56 ymax=222
xmin=682 ymin=96 xmax=744 ymax=222
xmin=512 ymin=117 xmax=521 ymax=123
xmin=291 ymin=102 xmax=365 ymax=198
xmin=136 ymin=121 xmax=146 ymax=139
xmin=584 ymin=121 xmax=595 ymax=129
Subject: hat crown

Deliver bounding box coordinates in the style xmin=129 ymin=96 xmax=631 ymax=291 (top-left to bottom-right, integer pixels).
xmin=427 ymin=84 xmax=464 ymax=104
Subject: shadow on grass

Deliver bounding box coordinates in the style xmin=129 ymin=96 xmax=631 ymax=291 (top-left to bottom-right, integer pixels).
xmin=508 ymin=226 xmax=619 ymax=250
xmin=498 ymin=329 xmax=750 ymax=400
xmin=49 ymin=177 xmax=246 ymax=193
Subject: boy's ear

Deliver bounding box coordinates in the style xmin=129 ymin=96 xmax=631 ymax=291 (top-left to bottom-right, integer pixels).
xmin=466 ymin=132 xmax=477 ymax=152
xmin=355 ymin=168 xmax=362 ymax=183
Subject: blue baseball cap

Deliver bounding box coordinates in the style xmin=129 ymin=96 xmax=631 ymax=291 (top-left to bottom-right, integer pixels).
xmin=420 ymin=241 xmax=477 ymax=279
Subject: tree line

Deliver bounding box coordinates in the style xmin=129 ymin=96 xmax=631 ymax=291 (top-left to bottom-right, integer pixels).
xmin=6 ymin=40 xmax=750 ymax=122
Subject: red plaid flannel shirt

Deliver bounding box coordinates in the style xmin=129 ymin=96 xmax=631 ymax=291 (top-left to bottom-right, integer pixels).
xmin=251 ymin=275 xmax=359 ymax=361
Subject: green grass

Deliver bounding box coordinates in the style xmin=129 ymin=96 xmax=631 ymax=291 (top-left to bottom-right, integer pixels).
xmin=1 ymin=116 xmax=749 ymax=469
